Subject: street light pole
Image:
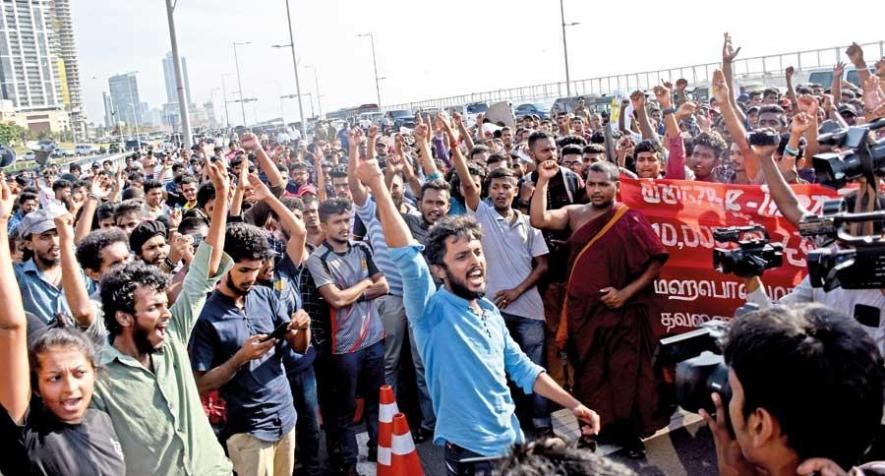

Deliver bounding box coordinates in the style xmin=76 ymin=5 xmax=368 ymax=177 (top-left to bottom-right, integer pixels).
xmin=164 ymin=0 xmax=193 ymax=149
xmin=559 ymin=0 xmax=576 ymax=96
xmin=283 ymin=0 xmax=307 ymax=139
xmin=357 ymin=33 xmax=382 ymax=108
xmin=304 ymin=65 xmax=322 ymax=117
xmin=125 ymin=71 xmax=141 ymax=150
xmin=233 ymin=41 xmax=250 ymax=127
xmin=220 ymin=74 xmax=231 ymax=129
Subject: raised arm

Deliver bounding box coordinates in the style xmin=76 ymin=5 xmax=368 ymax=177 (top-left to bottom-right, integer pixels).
xmin=796 ymin=95 xmax=820 ymax=167
xmin=244 ymin=132 xmax=285 ymax=190
xmin=0 ymin=177 xmax=29 ymax=424
xmin=452 ymin=112 xmax=475 ymax=153
xmin=832 ymin=61 xmax=845 ymax=107
xmin=229 ymin=162 xmax=248 ymax=217
xmin=249 ymin=174 xmax=306 ymax=265
xmin=530 ymin=161 xmax=571 ymax=231
xmin=785 ymin=66 xmax=800 ymax=113
xmin=756 ymin=113 xmax=815 ymax=227
xmin=721 ymin=33 xmax=745 ymax=121
xmin=55 ymin=214 xmax=96 ymax=327
xmin=846 ymin=42 xmax=872 ymax=87
xmin=313 ymin=152 xmax=327 ymax=202
xmin=357 ymin=156 xmax=413 ymax=248
xmin=204 ymin=157 xmax=230 ymax=277
xmin=630 ymin=90 xmax=659 ymax=144
xmin=440 ymin=113 xmax=481 ymax=211
xmin=413 ymin=114 xmax=440 ymax=179
xmin=712 ymin=69 xmax=755 ymax=176
xmin=347 ymin=127 xmax=369 ymax=206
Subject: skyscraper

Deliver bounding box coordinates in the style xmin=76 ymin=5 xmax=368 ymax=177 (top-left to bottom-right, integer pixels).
xmin=163 ymin=52 xmax=192 ymax=106
xmin=0 ymin=0 xmax=62 ymax=109
xmin=102 ymin=91 xmax=115 ymax=128
xmin=50 ymin=0 xmax=83 ymax=136
xmin=108 ymin=73 xmax=141 ymax=130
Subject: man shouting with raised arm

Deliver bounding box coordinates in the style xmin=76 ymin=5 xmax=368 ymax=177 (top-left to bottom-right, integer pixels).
xmin=353 ymin=156 xmax=600 ymax=476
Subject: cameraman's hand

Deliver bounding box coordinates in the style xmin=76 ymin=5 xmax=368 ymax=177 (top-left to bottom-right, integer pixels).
xmin=700 ymin=393 xmax=756 ymax=476
xmin=797 ymin=458 xmax=849 ymax=476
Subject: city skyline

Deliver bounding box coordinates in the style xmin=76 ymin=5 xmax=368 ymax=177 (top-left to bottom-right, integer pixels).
xmin=73 ymin=1 xmax=883 ymax=128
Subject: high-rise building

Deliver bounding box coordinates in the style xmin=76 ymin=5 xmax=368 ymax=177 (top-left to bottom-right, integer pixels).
xmin=108 ymin=73 xmax=142 ymax=130
xmin=102 ymin=91 xmax=115 ymax=128
xmin=0 ymin=0 xmax=62 ymax=109
xmin=163 ymin=52 xmax=192 ymax=106
xmin=49 ymin=0 xmax=83 ymax=137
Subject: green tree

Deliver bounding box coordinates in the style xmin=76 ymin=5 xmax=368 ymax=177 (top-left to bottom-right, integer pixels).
xmin=0 ymin=122 xmax=25 ymax=146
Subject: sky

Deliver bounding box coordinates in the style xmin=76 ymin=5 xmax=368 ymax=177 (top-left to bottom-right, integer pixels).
xmin=73 ymin=0 xmax=884 ymax=127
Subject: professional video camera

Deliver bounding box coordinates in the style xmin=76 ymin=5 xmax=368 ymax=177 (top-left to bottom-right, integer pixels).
xmin=798 ymin=199 xmax=885 ymax=291
xmin=812 ymin=118 xmax=885 ymax=189
xmin=712 ymin=225 xmax=784 ymax=277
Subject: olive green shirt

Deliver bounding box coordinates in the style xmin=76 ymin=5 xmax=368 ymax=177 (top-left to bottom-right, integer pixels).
xmin=93 ymin=243 xmax=234 ymax=476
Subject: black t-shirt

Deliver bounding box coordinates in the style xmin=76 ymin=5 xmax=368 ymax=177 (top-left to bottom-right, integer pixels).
xmin=0 ymin=400 xmax=125 ymax=476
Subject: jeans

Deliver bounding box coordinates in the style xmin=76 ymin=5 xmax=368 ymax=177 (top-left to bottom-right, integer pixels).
xmin=334 ymin=340 xmax=385 ymax=465
xmin=313 ymin=349 xmax=341 ymax=466
xmin=501 ymin=312 xmax=551 ymax=430
xmin=443 ymin=442 xmax=494 ymax=476
xmin=377 ymin=294 xmax=436 ymax=431
xmin=288 ymin=366 xmax=321 ymax=476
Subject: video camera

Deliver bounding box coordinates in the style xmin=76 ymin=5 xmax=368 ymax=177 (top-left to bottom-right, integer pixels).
xmin=712 ymin=225 xmax=784 ymax=277
xmin=798 ymin=199 xmax=885 ymax=291
xmin=812 ymin=118 xmax=885 ymax=189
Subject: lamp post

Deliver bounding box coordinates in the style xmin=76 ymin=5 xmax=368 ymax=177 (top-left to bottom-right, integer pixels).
xmin=124 ymin=71 xmax=141 ymax=150
xmin=356 ymin=33 xmax=383 ymax=108
xmin=559 ymin=0 xmax=579 ymax=96
xmin=220 ymin=74 xmax=233 ymax=129
xmin=303 ymin=64 xmax=322 ymax=117
xmin=164 ymin=0 xmax=193 ymax=149
xmin=272 ymin=0 xmax=307 ymax=139
xmin=232 ymin=41 xmax=251 ymax=126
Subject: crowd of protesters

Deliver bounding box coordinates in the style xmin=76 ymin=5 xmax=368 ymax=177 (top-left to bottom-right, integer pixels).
xmin=0 ymin=34 xmax=884 ymax=476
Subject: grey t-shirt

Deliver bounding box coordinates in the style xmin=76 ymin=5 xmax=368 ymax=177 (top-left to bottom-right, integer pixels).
xmin=307 ymin=241 xmax=385 ymax=354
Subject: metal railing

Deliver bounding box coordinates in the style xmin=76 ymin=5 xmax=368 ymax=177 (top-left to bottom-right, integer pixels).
xmin=383 ymin=40 xmax=884 ymax=112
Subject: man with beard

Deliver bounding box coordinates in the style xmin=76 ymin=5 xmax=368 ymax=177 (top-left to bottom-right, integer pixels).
xmin=14 ymin=209 xmax=94 ymax=323
xmin=301 ymin=196 xmax=325 ymax=246
xmin=91 ymin=158 xmax=235 ymax=475
xmin=455 ymin=138 xmax=553 ymax=434
xmin=129 ymin=220 xmax=169 ymax=267
xmin=190 ymin=223 xmax=310 ymax=476
xmin=355 ymin=157 xmax=599 ymax=476
xmin=307 ymin=198 xmax=388 ymax=476
xmin=531 ymin=160 xmax=668 ymax=458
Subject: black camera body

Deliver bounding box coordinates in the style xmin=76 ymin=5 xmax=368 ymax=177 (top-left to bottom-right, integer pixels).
xmin=812 ymin=118 xmax=885 ymax=189
xmin=747 ymin=129 xmax=781 ymax=147
xmin=799 ymin=199 xmax=885 ymax=291
xmin=654 ymin=314 xmax=752 ymax=437
xmin=713 ymin=225 xmax=784 ymax=277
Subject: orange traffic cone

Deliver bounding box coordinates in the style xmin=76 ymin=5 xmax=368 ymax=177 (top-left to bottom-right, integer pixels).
xmin=390 ymin=412 xmax=424 ymax=476
xmin=376 ymin=385 xmax=399 ymax=476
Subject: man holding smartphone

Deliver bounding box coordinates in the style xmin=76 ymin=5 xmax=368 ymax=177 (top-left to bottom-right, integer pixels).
xmin=190 ymin=223 xmax=310 ymax=476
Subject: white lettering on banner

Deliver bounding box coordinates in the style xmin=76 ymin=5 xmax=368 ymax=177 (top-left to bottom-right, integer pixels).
xmin=637 ymin=181 xmax=835 ymax=218
xmin=660 ymin=312 xmax=734 ymax=333
xmin=654 ymin=279 xmax=791 ymax=303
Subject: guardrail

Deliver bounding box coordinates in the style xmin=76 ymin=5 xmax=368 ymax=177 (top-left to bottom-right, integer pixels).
xmin=384 ymin=40 xmax=884 ymax=112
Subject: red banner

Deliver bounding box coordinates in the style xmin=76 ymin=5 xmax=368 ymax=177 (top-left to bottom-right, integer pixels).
xmin=617 ymin=177 xmax=839 ymax=337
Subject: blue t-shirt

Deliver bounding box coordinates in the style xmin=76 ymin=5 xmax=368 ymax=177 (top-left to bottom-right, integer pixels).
xmin=189 ymin=286 xmax=296 ymax=442
xmin=391 ymin=244 xmax=544 ymax=457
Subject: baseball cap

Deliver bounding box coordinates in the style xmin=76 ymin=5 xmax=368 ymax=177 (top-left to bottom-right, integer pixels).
xmin=837 ymin=104 xmax=858 ymax=117
xmin=129 ymin=220 xmax=167 ymax=254
xmin=18 ymin=209 xmax=57 ymax=238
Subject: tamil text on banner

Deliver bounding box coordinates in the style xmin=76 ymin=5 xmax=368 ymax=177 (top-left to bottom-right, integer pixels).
xmin=617 ymin=177 xmax=839 ymax=337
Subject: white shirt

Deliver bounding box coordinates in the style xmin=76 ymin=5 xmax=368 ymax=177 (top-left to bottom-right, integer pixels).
xmin=747 ymin=276 xmax=885 ymax=355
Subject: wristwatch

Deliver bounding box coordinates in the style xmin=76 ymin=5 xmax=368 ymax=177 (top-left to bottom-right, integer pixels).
xmin=662 ymin=107 xmax=677 ymax=116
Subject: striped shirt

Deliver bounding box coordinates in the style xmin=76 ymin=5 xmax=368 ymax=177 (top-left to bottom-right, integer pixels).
xmin=355 ymin=199 xmax=404 ymax=296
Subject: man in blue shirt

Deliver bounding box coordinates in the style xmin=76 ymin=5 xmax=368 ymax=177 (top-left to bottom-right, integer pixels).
xmin=190 ymin=223 xmax=311 ymax=476
xmin=353 ymin=157 xmax=600 ymax=475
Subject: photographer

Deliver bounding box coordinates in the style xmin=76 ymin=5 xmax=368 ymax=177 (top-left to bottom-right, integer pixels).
xmin=711 ymin=70 xmax=885 ymax=353
xmin=700 ymin=303 xmax=883 ymax=476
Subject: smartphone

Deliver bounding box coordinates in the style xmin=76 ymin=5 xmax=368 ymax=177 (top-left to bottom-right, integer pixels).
xmin=260 ymin=322 xmax=290 ymax=342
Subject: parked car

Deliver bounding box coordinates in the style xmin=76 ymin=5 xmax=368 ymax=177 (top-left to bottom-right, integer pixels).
xmin=804 ymin=66 xmax=874 ymax=88
xmin=382 ymin=109 xmax=412 ymax=128
xmin=75 ymin=144 xmax=99 ymax=156
xmin=358 ymin=112 xmax=383 ymax=129
xmin=514 ymin=103 xmax=549 ymax=120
